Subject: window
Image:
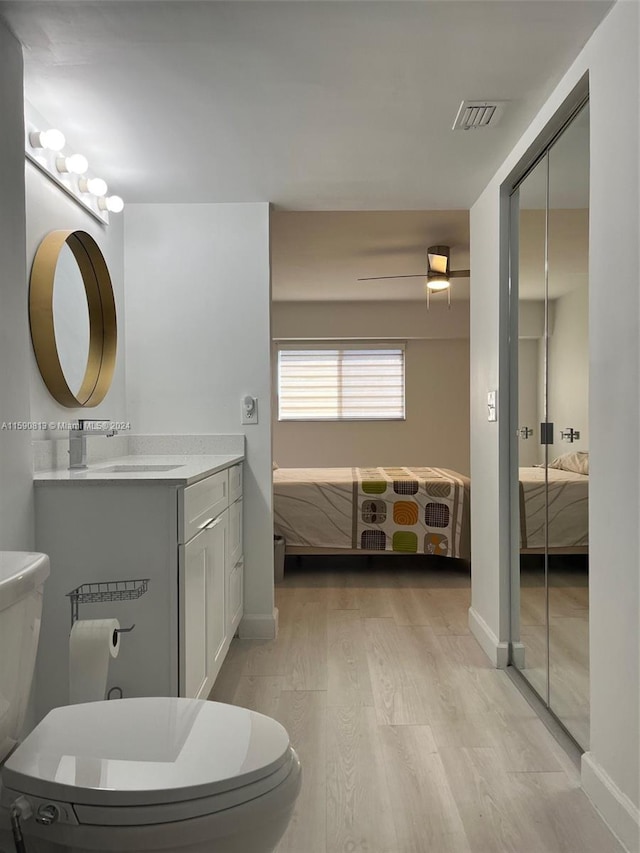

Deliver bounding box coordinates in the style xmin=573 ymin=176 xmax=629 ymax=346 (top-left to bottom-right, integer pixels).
xmin=277 ymin=344 xmax=405 ymax=421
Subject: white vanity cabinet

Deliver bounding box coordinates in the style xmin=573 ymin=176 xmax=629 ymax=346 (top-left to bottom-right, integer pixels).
xmin=178 ymin=464 xmax=243 ymax=698
xmin=33 ymin=457 xmax=244 ymax=719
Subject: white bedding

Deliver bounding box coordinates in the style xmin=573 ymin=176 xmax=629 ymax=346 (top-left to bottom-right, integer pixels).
xmin=519 ymin=466 xmax=589 ymax=550
xmin=274 ymin=466 xmax=470 ymax=559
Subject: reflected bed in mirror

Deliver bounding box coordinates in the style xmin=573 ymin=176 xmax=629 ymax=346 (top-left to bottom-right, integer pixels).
xmin=519 ymin=461 xmax=588 ymax=554
xmin=29 ymin=230 xmax=117 ymax=408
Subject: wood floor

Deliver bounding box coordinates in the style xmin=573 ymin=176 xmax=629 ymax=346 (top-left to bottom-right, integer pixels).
xmin=210 ymin=557 xmax=622 ymax=853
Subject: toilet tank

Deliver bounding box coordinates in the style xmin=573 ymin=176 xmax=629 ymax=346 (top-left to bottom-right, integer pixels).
xmin=0 ymin=552 xmax=50 ymax=764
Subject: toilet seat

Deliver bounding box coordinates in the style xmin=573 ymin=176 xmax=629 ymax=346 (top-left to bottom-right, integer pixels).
xmin=2 ymin=697 xmax=294 ymax=825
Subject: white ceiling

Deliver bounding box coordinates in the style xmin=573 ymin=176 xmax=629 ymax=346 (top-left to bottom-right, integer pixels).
xmin=1 ymin=0 xmax=611 ymax=210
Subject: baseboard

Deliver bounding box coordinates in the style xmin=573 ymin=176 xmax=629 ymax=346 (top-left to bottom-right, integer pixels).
xmin=511 ymin=641 xmax=526 ymax=669
xmin=468 ymin=606 xmax=509 ymax=668
xmin=239 ymin=607 xmax=279 ymax=640
xmin=582 ymin=752 xmax=640 ymax=853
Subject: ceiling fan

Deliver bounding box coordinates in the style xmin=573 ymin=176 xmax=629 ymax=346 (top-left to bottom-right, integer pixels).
xmin=357 ymin=245 xmax=470 ymax=308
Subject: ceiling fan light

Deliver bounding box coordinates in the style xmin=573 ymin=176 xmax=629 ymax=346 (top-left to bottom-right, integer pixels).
xmin=426 ymin=275 xmax=450 ymax=291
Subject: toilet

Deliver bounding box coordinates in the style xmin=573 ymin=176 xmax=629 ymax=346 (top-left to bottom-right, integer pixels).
xmin=0 ymin=552 xmax=301 ymax=853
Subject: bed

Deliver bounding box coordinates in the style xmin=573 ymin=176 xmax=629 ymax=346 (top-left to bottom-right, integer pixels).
xmin=273 ymin=466 xmax=471 ymax=561
xmin=519 ymin=452 xmax=589 ymax=554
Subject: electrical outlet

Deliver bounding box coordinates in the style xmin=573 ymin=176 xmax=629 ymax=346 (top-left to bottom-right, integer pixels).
xmin=241 ymin=395 xmax=258 ymax=425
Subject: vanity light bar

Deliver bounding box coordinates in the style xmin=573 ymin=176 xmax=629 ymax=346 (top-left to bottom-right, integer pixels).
xmin=24 ymin=101 xmax=124 ymax=225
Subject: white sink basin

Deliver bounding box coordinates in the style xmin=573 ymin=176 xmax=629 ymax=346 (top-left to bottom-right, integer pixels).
xmin=96 ymin=464 xmax=183 ymax=473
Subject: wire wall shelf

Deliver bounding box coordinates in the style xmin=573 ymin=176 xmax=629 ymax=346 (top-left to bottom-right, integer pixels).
xmin=66 ymin=578 xmax=150 ymax=628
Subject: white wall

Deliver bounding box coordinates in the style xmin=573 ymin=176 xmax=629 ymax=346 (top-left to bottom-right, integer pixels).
xmin=519 ymin=300 xmax=545 ymax=339
xmin=0 ymin=20 xmax=32 ymax=550
xmin=124 ymin=203 xmax=275 ymax=636
xmin=272 ymin=301 xmax=470 ymax=473
xmin=25 ymin=163 xmax=126 ymax=429
xmin=273 ymin=298 xmax=469 ymax=341
xmin=469 ymin=2 xmax=639 ymax=849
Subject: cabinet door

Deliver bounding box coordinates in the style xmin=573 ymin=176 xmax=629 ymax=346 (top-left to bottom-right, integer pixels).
xmin=227 ymin=560 xmax=243 ymax=637
xmin=227 ymin=498 xmax=243 ymax=636
xmin=181 ymin=532 xmax=209 ymax=699
xmin=228 ymin=497 xmax=243 ymax=568
xmin=205 ymin=510 xmax=228 ymax=683
xmin=180 ymin=510 xmax=228 ymax=698
xmin=229 ymin=463 xmax=243 ymax=504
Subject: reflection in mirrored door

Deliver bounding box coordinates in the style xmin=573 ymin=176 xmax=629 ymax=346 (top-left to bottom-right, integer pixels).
xmin=510 ymin=101 xmax=590 ymax=749
xmin=513 ymin=153 xmax=549 ymax=705
xmin=547 ymin=104 xmax=589 ymax=748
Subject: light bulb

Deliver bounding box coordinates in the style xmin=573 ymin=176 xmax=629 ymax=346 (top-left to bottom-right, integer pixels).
xmin=56 ymin=154 xmax=89 ymax=175
xmin=43 ymin=129 xmax=66 ymax=151
xmin=426 ymin=276 xmax=450 ymax=292
xmin=29 ymin=128 xmax=66 ymax=151
xmin=66 ymin=154 xmax=89 ymax=175
xmin=98 ymin=195 xmax=124 ymax=213
xmin=106 ymin=195 xmax=124 ymax=213
xmin=79 ymin=176 xmax=108 ymax=196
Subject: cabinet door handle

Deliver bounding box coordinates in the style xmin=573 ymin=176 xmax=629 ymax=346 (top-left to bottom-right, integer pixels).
xmin=206 ymin=515 xmax=224 ymax=530
xmin=197 ymin=517 xmax=216 ymax=530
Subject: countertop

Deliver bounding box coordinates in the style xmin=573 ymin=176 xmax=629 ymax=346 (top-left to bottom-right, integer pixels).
xmin=33 ymin=454 xmax=244 ymax=486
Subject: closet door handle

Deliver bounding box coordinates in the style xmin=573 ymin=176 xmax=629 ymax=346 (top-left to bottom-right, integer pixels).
xmin=197 ymin=517 xmax=216 ymax=530
xmin=206 ymin=515 xmax=224 ymax=530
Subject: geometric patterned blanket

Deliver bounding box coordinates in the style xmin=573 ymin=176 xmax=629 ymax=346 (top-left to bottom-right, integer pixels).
xmin=355 ymin=467 xmax=467 ymax=557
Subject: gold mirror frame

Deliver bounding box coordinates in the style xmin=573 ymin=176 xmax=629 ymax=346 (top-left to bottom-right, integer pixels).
xmin=29 ymin=230 xmax=117 ymax=408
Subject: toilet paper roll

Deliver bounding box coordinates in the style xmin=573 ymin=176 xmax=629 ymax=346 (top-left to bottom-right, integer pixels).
xmin=69 ymin=619 xmax=120 ymax=704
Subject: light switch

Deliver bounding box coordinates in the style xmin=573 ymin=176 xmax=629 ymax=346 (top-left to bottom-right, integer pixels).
xmin=241 ymin=395 xmax=258 ymax=425
xmin=487 ymin=390 xmax=497 ymax=422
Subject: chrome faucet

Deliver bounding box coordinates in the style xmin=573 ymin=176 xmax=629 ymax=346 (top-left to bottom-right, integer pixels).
xmin=68 ymin=419 xmax=118 ymax=469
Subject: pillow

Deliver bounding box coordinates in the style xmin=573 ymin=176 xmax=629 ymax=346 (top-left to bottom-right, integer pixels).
xmin=548 ymin=451 xmax=589 ymax=475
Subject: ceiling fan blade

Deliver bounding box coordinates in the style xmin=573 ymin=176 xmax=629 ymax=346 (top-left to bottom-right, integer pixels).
xmin=448 ymin=269 xmax=471 ymax=278
xmin=357 ymin=274 xmax=426 ymax=281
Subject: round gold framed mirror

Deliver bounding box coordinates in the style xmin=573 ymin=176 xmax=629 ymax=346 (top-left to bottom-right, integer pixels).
xmin=29 ymin=230 xmax=117 ymax=408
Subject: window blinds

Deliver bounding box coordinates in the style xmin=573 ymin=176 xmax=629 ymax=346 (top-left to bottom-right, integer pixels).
xmin=278 ymin=346 xmax=405 ymax=421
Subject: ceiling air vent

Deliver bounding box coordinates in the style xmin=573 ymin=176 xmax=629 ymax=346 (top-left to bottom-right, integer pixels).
xmin=452 ymin=100 xmax=505 ymax=131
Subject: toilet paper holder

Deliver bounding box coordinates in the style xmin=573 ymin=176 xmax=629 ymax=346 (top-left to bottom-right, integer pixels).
xmin=66 ymin=578 xmax=150 ymax=629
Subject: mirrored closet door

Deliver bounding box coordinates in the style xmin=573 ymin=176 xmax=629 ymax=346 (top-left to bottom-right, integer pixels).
xmin=510 ymin=101 xmax=590 ymax=749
